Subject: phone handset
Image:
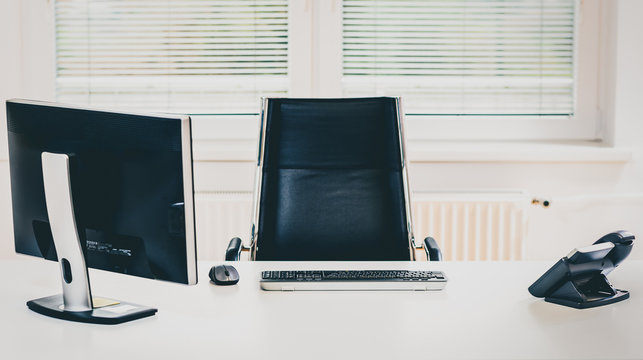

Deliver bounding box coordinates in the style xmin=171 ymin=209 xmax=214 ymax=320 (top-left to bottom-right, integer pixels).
xmin=593 ymin=230 xmax=634 ymax=269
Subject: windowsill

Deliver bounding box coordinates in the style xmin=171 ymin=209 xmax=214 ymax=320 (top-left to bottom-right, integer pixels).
xmin=403 ymin=140 xmax=633 ymax=163
xmin=192 ymin=139 xmax=633 ymax=164
xmin=0 ymin=140 xmax=630 ymax=164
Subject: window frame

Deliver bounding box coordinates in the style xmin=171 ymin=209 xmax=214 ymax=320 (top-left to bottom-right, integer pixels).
xmin=22 ymin=0 xmax=605 ymax=144
xmin=313 ymin=0 xmax=602 ymax=141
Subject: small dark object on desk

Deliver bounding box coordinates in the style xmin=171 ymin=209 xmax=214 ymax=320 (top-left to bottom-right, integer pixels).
xmin=528 ymin=230 xmax=634 ymax=309
xmin=209 ymin=265 xmax=239 ymax=285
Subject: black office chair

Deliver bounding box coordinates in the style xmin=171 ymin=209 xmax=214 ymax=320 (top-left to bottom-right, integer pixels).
xmin=226 ymin=97 xmax=442 ymax=261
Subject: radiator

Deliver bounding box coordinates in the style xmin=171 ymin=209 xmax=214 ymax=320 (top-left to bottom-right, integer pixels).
xmin=195 ymin=192 xmax=253 ymax=261
xmin=195 ymin=191 xmax=529 ymax=261
xmin=413 ymin=192 xmax=529 ymax=261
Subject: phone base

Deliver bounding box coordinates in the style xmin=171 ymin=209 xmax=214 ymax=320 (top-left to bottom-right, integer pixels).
xmin=544 ymin=273 xmax=630 ymax=309
xmin=546 ymin=289 xmax=629 ymax=309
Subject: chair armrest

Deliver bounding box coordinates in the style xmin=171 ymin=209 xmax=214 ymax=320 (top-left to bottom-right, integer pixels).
xmin=424 ymin=237 xmax=443 ymax=261
xmin=225 ymin=237 xmax=243 ymax=261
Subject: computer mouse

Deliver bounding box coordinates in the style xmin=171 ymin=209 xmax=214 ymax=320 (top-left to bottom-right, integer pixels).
xmin=209 ymin=264 xmax=239 ymax=285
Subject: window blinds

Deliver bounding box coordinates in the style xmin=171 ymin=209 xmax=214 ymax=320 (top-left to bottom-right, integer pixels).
xmin=342 ymin=0 xmax=576 ymax=115
xmin=55 ymin=0 xmax=288 ymax=113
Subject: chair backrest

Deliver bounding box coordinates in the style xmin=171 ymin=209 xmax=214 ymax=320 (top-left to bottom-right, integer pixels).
xmin=252 ymin=97 xmax=414 ymax=261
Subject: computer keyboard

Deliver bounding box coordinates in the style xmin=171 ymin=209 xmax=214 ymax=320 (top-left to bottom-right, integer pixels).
xmin=260 ymin=270 xmax=447 ymax=291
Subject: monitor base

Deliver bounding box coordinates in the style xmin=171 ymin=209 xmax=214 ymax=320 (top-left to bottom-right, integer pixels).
xmin=27 ymin=294 xmax=157 ymax=325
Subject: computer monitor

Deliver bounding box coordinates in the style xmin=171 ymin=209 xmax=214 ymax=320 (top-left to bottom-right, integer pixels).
xmin=6 ymin=99 xmax=197 ymax=324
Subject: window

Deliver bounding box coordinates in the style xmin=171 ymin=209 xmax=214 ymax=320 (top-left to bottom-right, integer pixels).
xmin=55 ymin=0 xmax=288 ymax=113
xmin=342 ymin=0 xmax=575 ymax=116
xmin=50 ymin=0 xmax=601 ymax=140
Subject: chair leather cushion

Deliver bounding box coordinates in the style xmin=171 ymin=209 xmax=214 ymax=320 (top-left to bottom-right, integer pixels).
xmin=256 ymin=98 xmax=410 ymax=261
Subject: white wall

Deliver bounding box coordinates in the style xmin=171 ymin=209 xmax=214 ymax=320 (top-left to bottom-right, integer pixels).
xmin=1 ymin=0 xmax=643 ymax=261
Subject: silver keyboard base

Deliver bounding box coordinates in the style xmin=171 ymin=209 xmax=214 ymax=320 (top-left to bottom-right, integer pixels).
xmin=260 ymin=280 xmax=447 ymax=291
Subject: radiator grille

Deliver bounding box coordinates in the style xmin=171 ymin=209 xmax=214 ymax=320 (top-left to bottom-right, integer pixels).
xmin=413 ymin=192 xmax=529 ymax=261
xmin=195 ymin=192 xmax=252 ymax=261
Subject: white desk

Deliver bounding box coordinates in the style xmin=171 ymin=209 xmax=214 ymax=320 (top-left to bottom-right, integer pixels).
xmin=1 ymin=258 xmax=641 ymax=360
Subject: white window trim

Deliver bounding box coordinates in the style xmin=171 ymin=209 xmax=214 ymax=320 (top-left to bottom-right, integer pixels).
xmin=20 ymin=0 xmax=607 ymax=146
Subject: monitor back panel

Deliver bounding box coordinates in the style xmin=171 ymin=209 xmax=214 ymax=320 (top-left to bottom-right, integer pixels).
xmin=6 ymin=100 xmax=195 ymax=284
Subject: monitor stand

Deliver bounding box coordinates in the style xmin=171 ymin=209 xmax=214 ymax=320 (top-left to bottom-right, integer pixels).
xmin=27 ymin=152 xmax=157 ymax=324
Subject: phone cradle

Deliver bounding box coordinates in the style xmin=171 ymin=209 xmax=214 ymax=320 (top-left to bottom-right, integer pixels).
xmin=546 ymin=272 xmax=629 ymax=309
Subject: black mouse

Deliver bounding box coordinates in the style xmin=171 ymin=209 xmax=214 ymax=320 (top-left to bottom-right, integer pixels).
xmin=209 ymin=264 xmax=239 ymax=285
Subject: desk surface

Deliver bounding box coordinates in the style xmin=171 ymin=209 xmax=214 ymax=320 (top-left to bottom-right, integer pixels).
xmin=1 ymin=258 xmax=641 ymax=360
